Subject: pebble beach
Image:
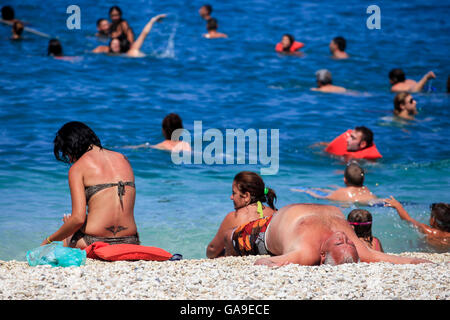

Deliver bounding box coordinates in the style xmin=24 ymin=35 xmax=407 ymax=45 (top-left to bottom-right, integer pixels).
xmin=1 ymin=252 xmax=448 ymax=300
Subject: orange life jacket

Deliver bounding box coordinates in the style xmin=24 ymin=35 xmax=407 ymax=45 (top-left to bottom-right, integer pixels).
xmin=325 ymin=129 xmax=382 ymax=160
xmin=275 ymin=41 xmax=304 ymax=53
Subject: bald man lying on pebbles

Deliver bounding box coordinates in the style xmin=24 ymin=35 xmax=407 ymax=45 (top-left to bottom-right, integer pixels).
xmin=223 ymin=203 xmax=431 ymax=266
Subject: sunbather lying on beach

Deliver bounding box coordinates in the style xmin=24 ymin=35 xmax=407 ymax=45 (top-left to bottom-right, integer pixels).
xmin=291 ymin=162 xmax=378 ymax=205
xmin=207 ymin=171 xmax=277 ymax=258
xmin=223 ymin=203 xmax=431 ymax=266
xmin=93 ymin=14 xmax=166 ymax=57
xmin=42 ymin=121 xmax=140 ymax=248
xmin=384 ymin=196 xmax=450 ymax=249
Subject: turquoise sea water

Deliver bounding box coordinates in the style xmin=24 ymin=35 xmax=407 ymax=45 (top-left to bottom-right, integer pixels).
xmin=1 ymin=0 xmax=449 ymax=260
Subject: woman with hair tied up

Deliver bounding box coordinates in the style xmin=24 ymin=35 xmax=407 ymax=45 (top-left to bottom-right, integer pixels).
xmin=207 ymin=171 xmax=277 ymax=258
xmin=347 ymin=209 xmax=383 ymax=252
xmin=41 ymin=121 xmax=140 ymax=248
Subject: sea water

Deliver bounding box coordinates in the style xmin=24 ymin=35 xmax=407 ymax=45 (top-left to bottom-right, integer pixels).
xmin=0 ymin=0 xmax=449 ymax=260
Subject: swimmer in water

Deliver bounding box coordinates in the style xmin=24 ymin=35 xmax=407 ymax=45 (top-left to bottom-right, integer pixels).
xmin=96 ymin=18 xmax=110 ymax=38
xmin=48 ymin=39 xmax=63 ymax=57
xmin=11 ymin=20 xmax=24 ymax=40
xmin=152 ymin=113 xmax=191 ymax=152
xmin=384 ymin=197 xmax=450 ymax=249
xmin=93 ymin=14 xmax=166 ymax=57
xmin=207 ymin=171 xmax=277 ymax=259
xmin=109 ymin=6 xmax=134 ymax=44
xmin=393 ymin=92 xmax=418 ymax=120
xmin=389 ymin=68 xmax=436 ymax=93
xmin=311 ymin=69 xmax=346 ymax=93
xmin=329 ymin=36 xmax=349 ymax=59
xmin=347 ymin=209 xmax=383 ymax=252
xmin=203 ymin=18 xmax=228 ymax=39
xmin=275 ymin=34 xmax=304 ymax=56
xmin=199 ymin=4 xmax=213 ymax=21
xmin=292 ymin=161 xmax=378 ymax=205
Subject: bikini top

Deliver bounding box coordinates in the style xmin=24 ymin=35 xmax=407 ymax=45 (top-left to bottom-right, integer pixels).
xmin=85 ymin=180 xmax=135 ymax=204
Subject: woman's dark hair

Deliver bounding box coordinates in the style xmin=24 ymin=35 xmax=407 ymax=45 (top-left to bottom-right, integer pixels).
xmin=162 ymin=113 xmax=183 ymax=140
xmin=283 ymin=34 xmax=295 ymax=51
xmin=48 ymin=39 xmax=63 ymax=56
xmin=109 ymin=37 xmax=130 ymax=53
xmin=207 ymin=18 xmax=218 ymax=31
xmin=53 ymin=121 xmax=102 ymax=163
xmin=389 ymin=68 xmax=406 ymax=85
xmin=333 ymin=36 xmax=346 ymax=51
xmin=1 ymin=5 xmax=14 ymax=20
xmin=347 ymin=209 xmax=373 ymax=242
xmin=233 ymin=171 xmax=277 ymax=210
xmin=109 ymin=5 xmax=122 ymax=17
xmin=430 ymin=203 xmax=450 ymax=232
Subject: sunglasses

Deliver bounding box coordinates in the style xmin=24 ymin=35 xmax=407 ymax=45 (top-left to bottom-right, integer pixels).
xmin=408 ymin=98 xmax=415 ymax=104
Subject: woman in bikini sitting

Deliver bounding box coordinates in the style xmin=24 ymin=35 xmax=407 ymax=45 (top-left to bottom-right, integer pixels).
xmin=206 ymin=171 xmax=277 ymax=258
xmin=41 ymin=121 xmax=139 ymax=248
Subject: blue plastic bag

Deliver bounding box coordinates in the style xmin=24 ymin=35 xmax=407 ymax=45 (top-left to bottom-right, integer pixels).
xmin=26 ymin=241 xmax=86 ymax=267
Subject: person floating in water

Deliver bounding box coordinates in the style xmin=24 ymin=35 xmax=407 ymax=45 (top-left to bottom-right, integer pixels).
xmin=292 ymin=161 xmax=378 ymax=205
xmin=152 ymin=113 xmax=191 ymax=152
xmin=347 ymin=209 xmax=383 ymax=252
xmin=393 ymin=92 xmax=418 ymax=120
xmin=207 ymin=171 xmax=277 ymax=258
xmin=311 ymin=69 xmax=346 ymax=93
xmin=43 ymin=121 xmax=140 ymax=248
xmin=48 ymin=39 xmax=63 ymax=57
xmin=222 ymin=203 xmax=430 ymax=266
xmin=93 ymin=14 xmax=166 ymax=57
xmin=124 ymin=113 xmax=191 ymax=152
xmin=96 ymin=18 xmax=110 ymax=38
xmin=275 ymin=34 xmax=304 ymax=55
xmin=384 ymin=196 xmax=450 ymax=250
xmin=203 ymin=18 xmax=228 ymax=39
xmin=389 ymin=68 xmax=436 ymax=93
xmin=314 ymin=126 xmax=382 ymax=160
xmin=11 ymin=20 xmax=23 ymax=40
xmin=329 ymin=36 xmax=349 ymax=59
xmin=109 ymin=6 xmax=134 ymax=44
xmin=199 ymin=4 xmax=213 ymax=21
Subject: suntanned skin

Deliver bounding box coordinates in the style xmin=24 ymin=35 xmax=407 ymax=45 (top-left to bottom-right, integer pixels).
xmin=224 ymin=204 xmax=431 ymax=266
xmin=207 ymin=182 xmax=275 ymax=258
xmin=293 ymin=184 xmax=377 ymax=204
xmin=41 ymin=145 xmax=137 ymax=248
xmin=391 ymin=71 xmax=436 ymax=93
xmin=311 ymin=81 xmax=346 ymax=93
xmin=385 ymin=196 xmax=450 ymax=249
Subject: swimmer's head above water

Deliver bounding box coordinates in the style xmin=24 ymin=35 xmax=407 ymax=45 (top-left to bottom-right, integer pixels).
xmin=347 ymin=209 xmax=373 ymax=240
xmin=315 ymin=69 xmax=332 ymax=87
xmin=96 ymin=18 xmax=110 ymax=36
xmin=430 ymin=203 xmax=450 ymax=232
xmin=108 ymin=37 xmax=130 ymax=54
xmin=199 ymin=4 xmax=212 ymax=20
xmin=48 ymin=39 xmax=63 ymax=57
xmin=344 ymin=161 xmax=365 ymax=187
xmin=393 ymin=92 xmax=417 ymax=119
xmin=161 ymin=113 xmax=184 ymax=140
xmin=1 ymin=5 xmax=14 ymax=21
xmin=231 ymin=171 xmax=277 ymax=211
xmin=346 ymin=126 xmax=374 ymax=152
xmin=281 ymin=34 xmax=295 ymax=51
xmin=389 ymin=68 xmax=406 ymax=86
